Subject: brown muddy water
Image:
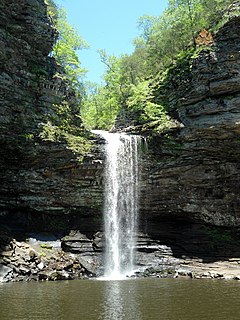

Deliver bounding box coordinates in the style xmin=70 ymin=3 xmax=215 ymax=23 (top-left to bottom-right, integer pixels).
xmin=0 ymin=278 xmax=240 ymax=320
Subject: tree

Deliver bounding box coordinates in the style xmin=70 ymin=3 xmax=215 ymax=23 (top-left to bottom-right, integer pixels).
xmin=81 ymin=82 xmax=120 ymax=129
xmin=81 ymin=0 xmax=237 ymax=131
xmin=52 ymin=8 xmax=89 ymax=92
xmin=45 ymin=0 xmax=58 ymax=19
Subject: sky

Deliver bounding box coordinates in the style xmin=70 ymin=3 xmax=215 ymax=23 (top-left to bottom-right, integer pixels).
xmin=55 ymin=0 xmax=168 ymax=84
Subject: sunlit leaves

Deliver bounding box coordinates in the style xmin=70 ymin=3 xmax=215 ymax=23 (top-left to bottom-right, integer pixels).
xmin=49 ymin=7 xmax=89 ymax=93
xmin=81 ymin=83 xmax=120 ymax=130
xmin=126 ymin=80 xmax=169 ymax=123
xmin=80 ymin=0 xmax=237 ymax=131
xmin=134 ymin=0 xmax=235 ymax=76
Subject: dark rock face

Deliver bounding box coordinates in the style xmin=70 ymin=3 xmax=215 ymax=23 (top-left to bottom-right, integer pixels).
xmin=0 ymin=0 xmax=104 ymax=234
xmin=174 ymin=17 xmax=240 ymax=127
xmin=135 ymin=15 xmax=240 ymax=265
xmin=0 ymin=0 xmax=56 ymax=139
xmin=141 ymin=16 xmax=240 ymax=230
xmin=0 ymin=1 xmax=105 ymax=281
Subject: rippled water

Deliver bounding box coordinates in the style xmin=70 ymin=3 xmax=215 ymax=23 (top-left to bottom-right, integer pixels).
xmin=1 ymin=278 xmax=240 ymax=320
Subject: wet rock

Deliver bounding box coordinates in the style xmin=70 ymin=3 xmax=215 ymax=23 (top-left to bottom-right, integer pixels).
xmin=29 ymin=249 xmax=39 ymax=260
xmin=92 ymin=232 xmax=104 ymax=251
xmin=61 ymin=230 xmax=94 ymax=253
xmin=48 ymin=270 xmax=71 ymax=281
xmin=0 ymin=264 xmax=13 ymax=282
xmin=1 ymin=251 xmax=13 ymax=258
xmin=136 ymin=233 xmax=173 ymax=255
xmin=19 ymin=265 xmax=31 ymax=275
xmin=78 ymin=255 xmax=100 ymax=276
xmin=63 ymin=261 xmax=73 ymax=270
xmin=38 ymin=272 xmax=48 ymax=281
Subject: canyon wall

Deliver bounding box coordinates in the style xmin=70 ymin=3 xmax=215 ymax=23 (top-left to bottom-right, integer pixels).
xmin=137 ymin=14 xmax=240 ymax=259
xmin=141 ymin=15 xmax=240 ymax=227
xmin=0 ymin=0 xmax=104 ymax=235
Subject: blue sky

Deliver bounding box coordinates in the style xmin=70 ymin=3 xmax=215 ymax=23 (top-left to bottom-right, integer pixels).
xmin=55 ymin=0 xmax=168 ymax=83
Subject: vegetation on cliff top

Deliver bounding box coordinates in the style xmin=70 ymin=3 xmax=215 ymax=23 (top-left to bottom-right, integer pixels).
xmin=79 ymin=0 xmax=236 ymax=132
xmin=45 ymin=0 xmax=238 ymax=136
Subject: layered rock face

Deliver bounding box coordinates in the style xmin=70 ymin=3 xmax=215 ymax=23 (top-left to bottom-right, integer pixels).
xmin=142 ymin=16 xmax=240 ymax=226
xmin=0 ymin=0 xmax=104 ymax=233
xmin=0 ymin=0 xmax=56 ymax=140
xmin=0 ymin=0 xmax=105 ymax=282
xmin=139 ymin=15 xmax=240 ymax=258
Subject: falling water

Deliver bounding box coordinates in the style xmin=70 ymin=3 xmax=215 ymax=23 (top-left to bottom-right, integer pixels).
xmin=93 ymin=130 xmax=140 ymax=279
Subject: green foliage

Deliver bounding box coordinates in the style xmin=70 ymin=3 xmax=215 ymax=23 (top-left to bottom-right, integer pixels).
xmin=22 ymin=133 xmax=34 ymax=141
xmin=64 ymin=133 xmax=92 ymax=160
xmin=39 ymin=121 xmax=60 ymax=142
xmin=39 ymin=120 xmax=92 ymax=161
xmin=130 ymin=0 xmax=235 ymax=79
xmin=81 ymin=82 xmax=120 ymax=130
xmin=51 ymin=8 xmax=89 ymax=92
xmin=78 ymin=0 xmax=237 ymax=132
xmin=127 ymin=80 xmax=170 ymax=125
xmin=39 ymin=1 xmax=93 ymax=160
xmin=40 ymin=243 xmax=53 ymax=250
xmin=81 ymin=50 xmax=137 ymax=130
xmin=45 ymin=0 xmax=58 ymax=19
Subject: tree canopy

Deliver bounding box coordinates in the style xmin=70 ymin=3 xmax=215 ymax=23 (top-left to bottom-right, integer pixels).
xmin=81 ymin=0 xmax=236 ymax=131
xmin=46 ymin=0 xmax=89 ymax=96
xmin=46 ymin=0 xmax=237 ymax=132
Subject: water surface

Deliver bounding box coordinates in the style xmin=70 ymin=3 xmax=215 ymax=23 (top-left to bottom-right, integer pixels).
xmin=1 ymin=278 xmax=240 ymax=320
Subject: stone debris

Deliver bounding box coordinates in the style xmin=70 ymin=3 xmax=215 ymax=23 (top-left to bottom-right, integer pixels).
xmin=0 ymin=231 xmax=101 ymax=282
xmin=1 ymin=229 xmax=240 ymax=282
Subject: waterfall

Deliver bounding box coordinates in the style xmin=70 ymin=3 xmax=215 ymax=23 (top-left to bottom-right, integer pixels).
xmin=93 ymin=130 xmax=140 ymax=279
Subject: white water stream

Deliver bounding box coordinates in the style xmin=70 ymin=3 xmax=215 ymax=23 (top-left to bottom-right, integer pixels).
xmin=93 ymin=131 xmax=140 ymax=279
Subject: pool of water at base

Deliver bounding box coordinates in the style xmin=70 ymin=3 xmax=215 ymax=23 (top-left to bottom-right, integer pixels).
xmin=1 ymin=278 xmax=240 ymax=320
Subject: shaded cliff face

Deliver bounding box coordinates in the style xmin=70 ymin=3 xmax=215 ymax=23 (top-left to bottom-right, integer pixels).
xmin=0 ymin=0 xmax=55 ymax=140
xmin=0 ymin=0 xmax=104 ymax=233
xmin=141 ymin=16 xmax=240 ymax=228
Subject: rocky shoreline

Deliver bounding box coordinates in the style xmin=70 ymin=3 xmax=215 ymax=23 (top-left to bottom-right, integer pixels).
xmin=138 ymin=259 xmax=240 ymax=281
xmin=1 ymin=229 xmax=240 ymax=283
xmin=0 ymin=229 xmax=102 ymax=283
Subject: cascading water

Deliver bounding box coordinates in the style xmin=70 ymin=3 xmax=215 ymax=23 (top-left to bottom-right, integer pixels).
xmin=93 ymin=130 xmax=140 ymax=279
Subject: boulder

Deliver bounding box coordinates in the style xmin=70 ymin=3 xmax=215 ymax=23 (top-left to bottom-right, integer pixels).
xmin=0 ymin=264 xmax=13 ymax=282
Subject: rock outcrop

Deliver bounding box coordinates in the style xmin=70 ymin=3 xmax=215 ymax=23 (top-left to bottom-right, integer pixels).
xmin=137 ymin=13 xmax=240 ymax=263
xmin=0 ymin=0 xmax=104 ymax=232
xmin=0 ymin=231 xmax=97 ymax=282
xmin=141 ymin=15 xmax=240 ymax=226
xmin=0 ymin=0 xmax=105 ymax=282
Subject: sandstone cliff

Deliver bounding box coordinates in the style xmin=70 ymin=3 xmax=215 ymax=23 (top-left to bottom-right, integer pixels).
xmin=142 ymin=14 xmax=240 ymax=227
xmin=0 ymin=0 xmax=103 ymax=234
xmin=138 ymin=13 xmax=240 ymax=261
